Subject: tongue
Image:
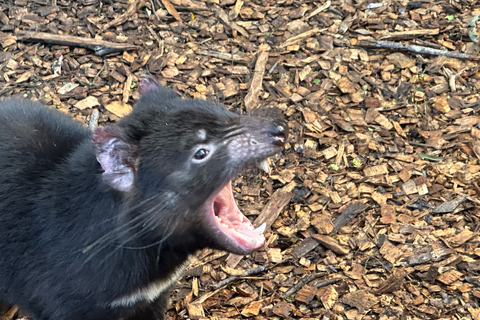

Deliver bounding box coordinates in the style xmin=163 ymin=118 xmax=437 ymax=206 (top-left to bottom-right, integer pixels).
xmin=213 ymin=182 xmax=265 ymax=250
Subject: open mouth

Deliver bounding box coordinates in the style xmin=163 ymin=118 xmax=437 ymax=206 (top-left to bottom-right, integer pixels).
xmin=207 ymin=180 xmax=267 ymax=254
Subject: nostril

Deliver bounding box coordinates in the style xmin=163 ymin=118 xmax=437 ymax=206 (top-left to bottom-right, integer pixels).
xmin=270 ymin=124 xmax=287 ymax=146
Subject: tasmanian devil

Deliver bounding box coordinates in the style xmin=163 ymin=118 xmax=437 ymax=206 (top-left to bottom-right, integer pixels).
xmin=0 ymin=78 xmax=287 ymax=320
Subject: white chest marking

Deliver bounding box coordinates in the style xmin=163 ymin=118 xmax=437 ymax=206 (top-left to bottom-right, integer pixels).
xmin=110 ymin=260 xmax=189 ymax=308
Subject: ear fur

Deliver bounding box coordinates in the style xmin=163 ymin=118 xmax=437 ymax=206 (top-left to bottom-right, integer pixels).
xmin=92 ymin=126 xmax=137 ymax=192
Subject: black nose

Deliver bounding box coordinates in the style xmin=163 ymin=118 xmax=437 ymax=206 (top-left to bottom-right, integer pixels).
xmin=269 ymin=121 xmax=288 ymax=146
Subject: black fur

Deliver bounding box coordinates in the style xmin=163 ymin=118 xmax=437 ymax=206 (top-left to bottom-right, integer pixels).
xmin=0 ymin=83 xmax=286 ymax=320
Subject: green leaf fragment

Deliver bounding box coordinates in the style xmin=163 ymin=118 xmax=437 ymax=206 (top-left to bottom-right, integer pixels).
xmin=329 ymin=164 xmax=339 ymax=171
xmin=419 ymin=153 xmax=444 ymax=162
xmin=352 ymin=158 xmax=362 ymax=167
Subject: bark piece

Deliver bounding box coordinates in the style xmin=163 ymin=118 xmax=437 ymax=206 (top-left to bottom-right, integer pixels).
xmin=312 ymin=234 xmax=350 ymax=255
xmin=341 ymin=290 xmax=378 ymax=313
xmin=244 ymin=51 xmax=269 ymax=112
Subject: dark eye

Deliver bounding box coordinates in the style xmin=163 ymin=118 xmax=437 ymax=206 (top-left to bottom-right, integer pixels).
xmin=194 ymin=148 xmax=209 ymax=160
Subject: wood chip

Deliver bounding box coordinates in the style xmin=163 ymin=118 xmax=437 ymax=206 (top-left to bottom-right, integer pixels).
xmin=341 ymin=290 xmax=378 ymax=313
xmin=244 ymin=51 xmax=269 ymax=112
xmin=105 ymin=101 xmax=133 ymax=117
xmin=74 ymin=96 xmax=99 ymax=110
xmin=312 ymin=234 xmax=350 ymax=255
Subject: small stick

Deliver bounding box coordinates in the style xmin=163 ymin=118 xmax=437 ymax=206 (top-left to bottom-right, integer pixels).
xmin=358 ymin=39 xmax=477 ymax=60
xmin=281 ymin=272 xmax=326 ymax=298
xmin=197 ymin=50 xmax=247 ymax=63
xmin=173 ymin=6 xmax=210 ymax=12
xmin=209 ymin=265 xmax=268 ymax=290
xmin=315 ymin=277 xmax=342 ymax=288
xmin=149 ymin=0 xmax=161 ymax=21
xmin=16 ymin=31 xmax=137 ymax=56
xmin=377 ymin=105 xmax=407 ymax=112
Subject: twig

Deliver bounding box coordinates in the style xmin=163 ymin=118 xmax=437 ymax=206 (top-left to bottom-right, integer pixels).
xmin=149 ymin=0 xmax=161 ymax=21
xmin=377 ymin=29 xmax=440 ymax=41
xmin=173 ymin=6 xmax=210 ymax=12
xmin=197 ymin=50 xmax=247 ymax=63
xmin=315 ymin=277 xmax=342 ymax=288
xmin=209 ymin=265 xmax=268 ymax=290
xmin=377 ymin=105 xmax=407 ymax=112
xmin=282 ymin=272 xmax=327 ymax=298
xmin=16 ymin=31 xmax=137 ymax=56
xmin=358 ymin=39 xmax=477 ymax=60
xmin=91 ymin=62 xmax=106 ymax=86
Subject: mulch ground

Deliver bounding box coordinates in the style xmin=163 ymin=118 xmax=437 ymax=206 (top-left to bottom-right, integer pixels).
xmin=1 ymin=0 xmax=480 ymax=319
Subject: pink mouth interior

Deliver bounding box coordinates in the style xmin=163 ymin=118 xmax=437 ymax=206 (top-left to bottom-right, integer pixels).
xmin=211 ymin=182 xmax=265 ymax=252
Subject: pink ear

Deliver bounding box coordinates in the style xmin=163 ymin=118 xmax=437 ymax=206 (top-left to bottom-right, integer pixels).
xmin=92 ymin=126 xmax=137 ymax=192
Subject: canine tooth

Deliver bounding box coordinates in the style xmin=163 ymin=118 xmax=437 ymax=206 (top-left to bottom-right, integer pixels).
xmin=255 ymin=222 xmax=267 ymax=234
xmin=258 ymin=159 xmax=270 ymax=174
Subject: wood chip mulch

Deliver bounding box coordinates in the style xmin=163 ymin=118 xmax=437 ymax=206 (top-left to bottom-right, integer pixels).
xmin=1 ymin=0 xmax=480 ymax=319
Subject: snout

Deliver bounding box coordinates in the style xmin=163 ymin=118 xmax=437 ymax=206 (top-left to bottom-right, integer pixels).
xmin=233 ymin=113 xmax=288 ymax=162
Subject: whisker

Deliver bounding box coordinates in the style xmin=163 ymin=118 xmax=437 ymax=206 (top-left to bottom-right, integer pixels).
xmin=83 ymin=195 xmax=168 ymax=258
xmin=83 ymin=190 xmax=189 ymax=265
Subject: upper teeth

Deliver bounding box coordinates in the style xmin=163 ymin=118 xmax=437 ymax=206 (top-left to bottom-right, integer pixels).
xmin=258 ymin=159 xmax=270 ymax=174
